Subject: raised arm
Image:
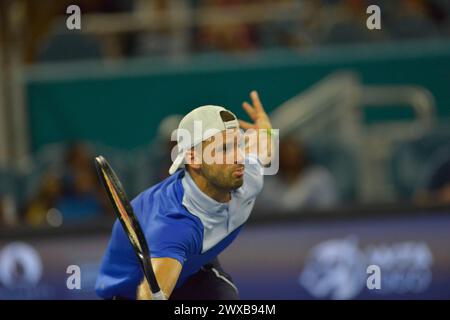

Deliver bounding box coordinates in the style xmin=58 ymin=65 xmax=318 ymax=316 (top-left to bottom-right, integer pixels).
xmin=239 ymin=90 xmax=275 ymax=166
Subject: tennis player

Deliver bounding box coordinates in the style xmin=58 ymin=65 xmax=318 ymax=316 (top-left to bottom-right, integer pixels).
xmin=95 ymin=91 xmax=274 ymax=300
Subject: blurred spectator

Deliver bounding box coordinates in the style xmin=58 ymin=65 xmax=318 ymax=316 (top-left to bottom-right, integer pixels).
xmin=56 ymin=143 xmax=110 ymax=222
xmin=133 ymin=0 xmax=181 ymax=57
xmin=22 ymin=0 xmax=133 ymax=63
xmin=130 ymin=114 xmax=183 ymax=196
xmin=322 ymin=0 xmax=388 ymax=44
xmin=24 ymin=143 xmax=111 ymax=227
xmin=427 ymin=0 xmax=450 ymax=28
xmin=258 ymin=136 xmax=338 ymax=212
xmin=256 ymin=0 xmax=313 ymax=49
xmin=24 ymin=172 xmax=62 ymax=226
xmin=0 ymin=169 xmax=19 ymax=227
xmin=415 ymin=155 xmax=450 ymax=206
xmin=194 ymin=0 xmax=258 ymax=53
xmin=390 ymin=0 xmax=440 ymax=40
xmin=36 ymin=26 xmax=104 ymax=62
xmin=0 ymin=198 xmax=4 ymax=227
xmin=9 ymin=0 xmax=449 ymax=63
xmin=155 ymin=114 xmax=184 ymax=181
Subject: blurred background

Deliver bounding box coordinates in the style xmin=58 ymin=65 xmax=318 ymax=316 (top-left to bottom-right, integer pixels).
xmin=0 ymin=0 xmax=450 ymax=299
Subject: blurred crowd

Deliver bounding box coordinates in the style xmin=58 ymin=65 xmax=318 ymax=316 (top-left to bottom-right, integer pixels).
xmin=3 ymin=0 xmax=449 ymax=64
xmin=0 ymin=144 xmax=114 ymax=228
xmin=1 ymin=0 xmax=450 ymax=228
xmin=1 ymin=125 xmax=450 ymax=228
xmin=23 ymin=144 xmax=111 ymax=227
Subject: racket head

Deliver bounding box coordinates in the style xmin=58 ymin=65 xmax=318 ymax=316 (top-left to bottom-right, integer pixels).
xmin=94 ymin=155 xmax=161 ymax=294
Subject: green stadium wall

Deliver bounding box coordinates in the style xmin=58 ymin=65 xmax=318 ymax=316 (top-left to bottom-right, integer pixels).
xmin=26 ymin=40 xmax=450 ymax=151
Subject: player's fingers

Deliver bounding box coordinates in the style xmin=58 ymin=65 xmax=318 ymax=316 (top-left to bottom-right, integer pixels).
xmin=238 ymin=119 xmax=255 ymax=130
xmin=250 ymin=90 xmax=264 ymax=112
xmin=242 ymin=102 xmax=257 ymax=120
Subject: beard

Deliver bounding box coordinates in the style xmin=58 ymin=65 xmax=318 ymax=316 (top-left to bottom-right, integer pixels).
xmin=203 ymin=166 xmax=244 ymax=192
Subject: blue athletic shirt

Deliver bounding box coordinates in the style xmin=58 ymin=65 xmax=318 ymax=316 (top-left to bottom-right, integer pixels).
xmin=95 ymin=156 xmax=264 ymax=299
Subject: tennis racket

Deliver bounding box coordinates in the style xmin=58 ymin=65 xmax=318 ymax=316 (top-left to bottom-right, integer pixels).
xmin=94 ymin=155 xmax=165 ymax=300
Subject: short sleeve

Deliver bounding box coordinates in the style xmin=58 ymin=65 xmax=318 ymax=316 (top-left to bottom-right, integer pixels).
xmin=144 ymin=212 xmax=203 ymax=266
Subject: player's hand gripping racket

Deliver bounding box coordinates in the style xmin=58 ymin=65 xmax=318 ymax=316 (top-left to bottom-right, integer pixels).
xmin=94 ymin=155 xmax=166 ymax=300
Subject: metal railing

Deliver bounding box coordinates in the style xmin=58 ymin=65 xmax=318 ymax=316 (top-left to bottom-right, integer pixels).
xmin=270 ymin=71 xmax=437 ymax=203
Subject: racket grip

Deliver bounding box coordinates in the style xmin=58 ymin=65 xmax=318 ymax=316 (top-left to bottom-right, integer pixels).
xmin=151 ymin=290 xmax=167 ymax=300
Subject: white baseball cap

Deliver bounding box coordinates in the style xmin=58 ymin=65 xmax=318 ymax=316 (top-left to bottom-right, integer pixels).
xmin=168 ymin=105 xmax=240 ymax=175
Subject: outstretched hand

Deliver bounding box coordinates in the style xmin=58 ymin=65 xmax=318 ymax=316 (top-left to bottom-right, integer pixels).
xmin=239 ymin=91 xmax=274 ymax=166
xmin=239 ymin=91 xmax=272 ymax=132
